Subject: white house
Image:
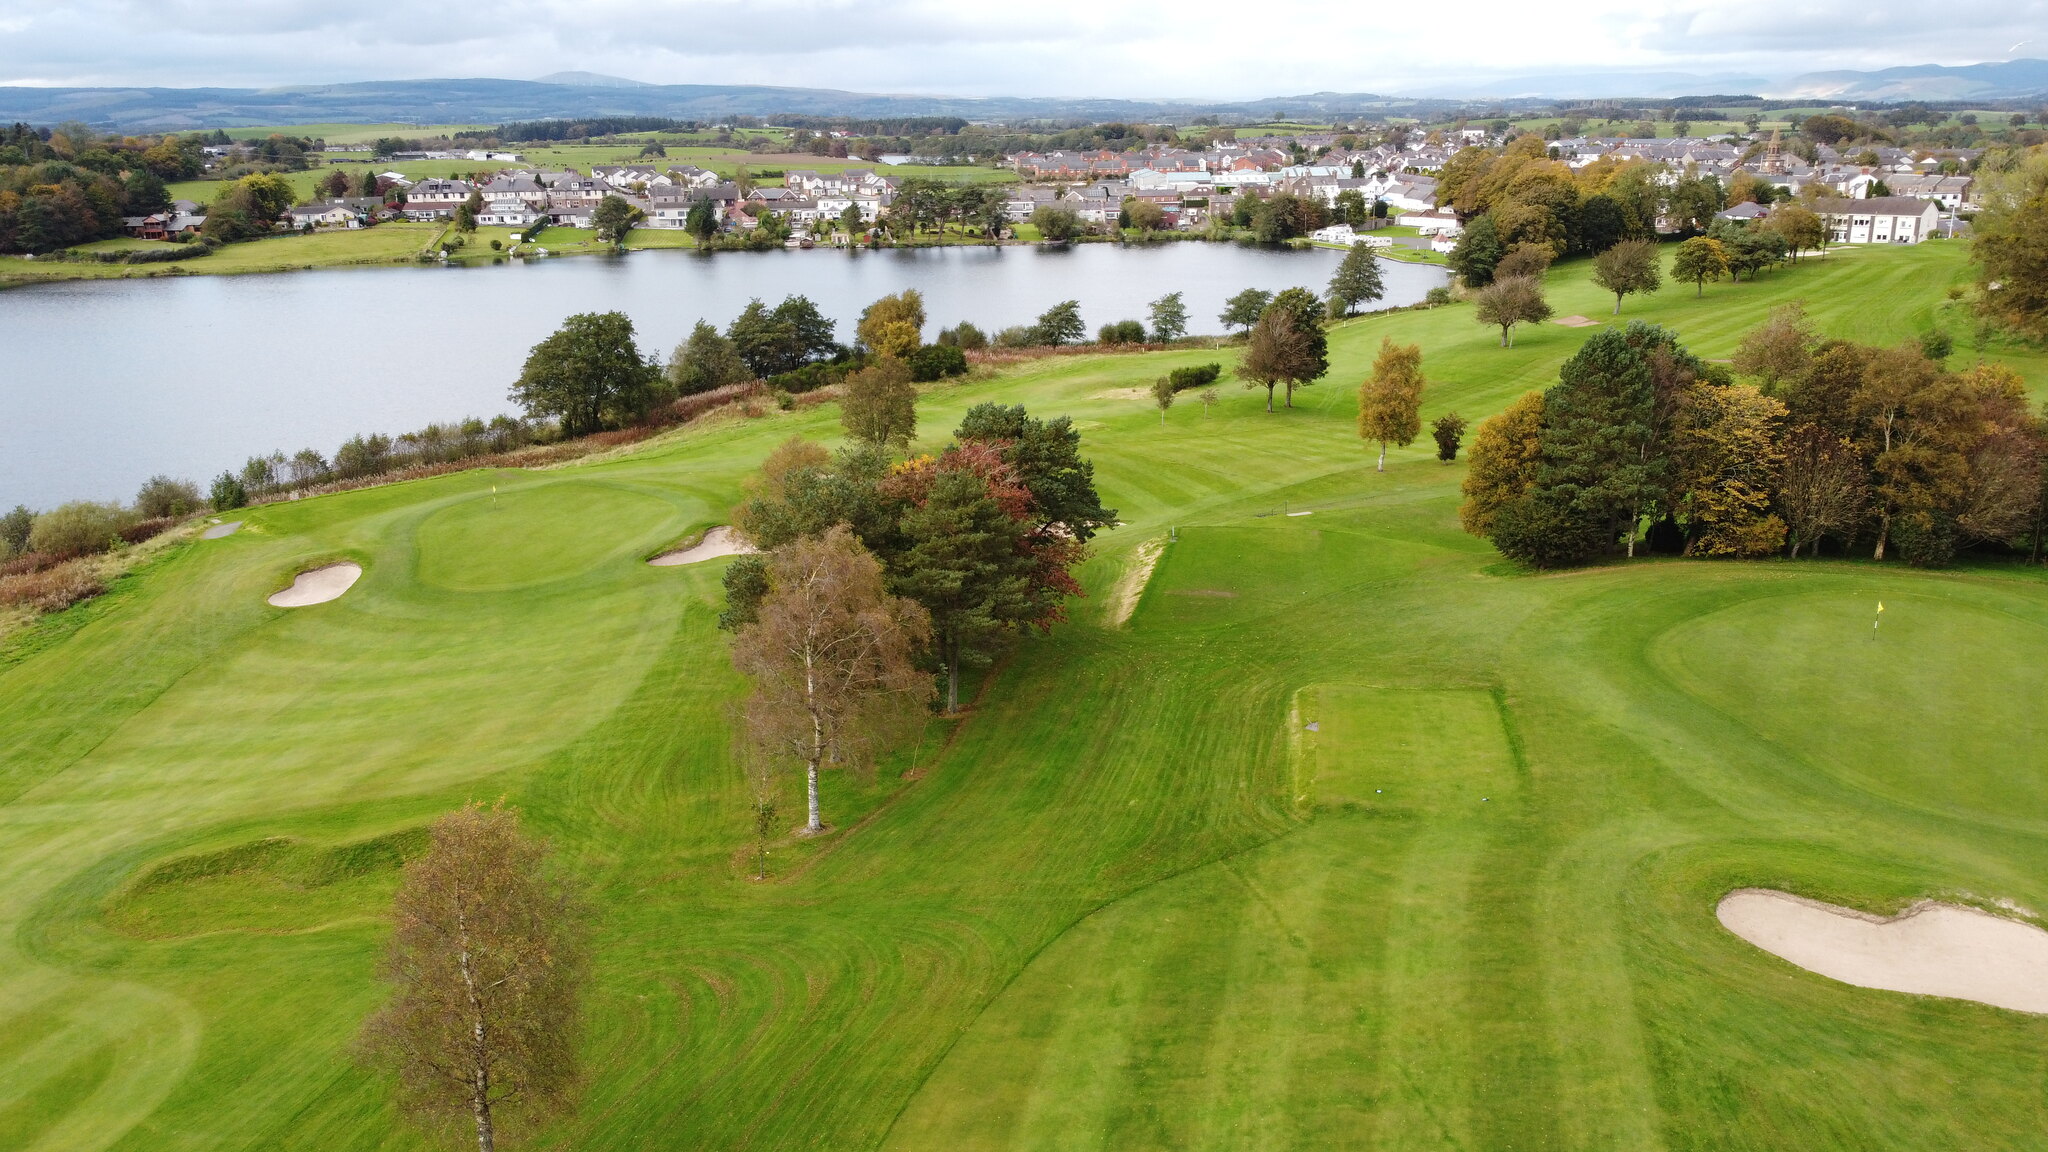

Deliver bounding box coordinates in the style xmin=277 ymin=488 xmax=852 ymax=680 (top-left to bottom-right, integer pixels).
xmin=1812 ymin=196 xmax=1941 ymax=245
xmin=285 ymin=201 xmax=363 ymax=229
xmin=477 ymin=201 xmax=542 ymax=228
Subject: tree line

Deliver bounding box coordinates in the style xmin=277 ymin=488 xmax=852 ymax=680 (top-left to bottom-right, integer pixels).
xmin=1459 ymin=312 xmax=2047 ymax=568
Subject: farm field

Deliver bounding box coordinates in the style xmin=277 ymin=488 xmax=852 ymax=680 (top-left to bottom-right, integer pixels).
xmin=3 ymin=241 xmax=2048 ymax=1151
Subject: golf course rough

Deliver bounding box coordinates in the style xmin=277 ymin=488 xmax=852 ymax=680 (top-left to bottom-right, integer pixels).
xmin=3 ymin=241 xmax=2048 ymax=1151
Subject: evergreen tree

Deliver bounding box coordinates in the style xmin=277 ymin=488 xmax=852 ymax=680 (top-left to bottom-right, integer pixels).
xmin=1447 ymin=213 xmax=1504 ymax=288
xmin=1326 ymin=244 xmax=1387 ymax=317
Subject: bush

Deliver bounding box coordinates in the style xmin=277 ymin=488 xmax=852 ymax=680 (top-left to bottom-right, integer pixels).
xmin=120 ymin=517 xmax=177 ymax=545
xmin=27 ymin=501 xmax=131 ymax=559
xmin=210 ymin=472 xmax=248 ymax=512
xmin=907 ymin=344 xmax=969 ymax=382
xmin=1098 ymin=320 xmax=1147 ymax=345
xmin=1168 ymin=363 xmax=1222 ymax=391
xmin=1486 ymin=493 xmax=1605 ymax=569
xmin=1425 ymin=286 xmax=1454 ymax=307
xmin=995 ymin=325 xmax=1040 ymax=348
xmin=766 ymin=361 xmax=851 ymax=395
xmin=134 ymin=474 xmax=202 ymax=519
xmin=0 ymin=561 xmax=104 ymax=612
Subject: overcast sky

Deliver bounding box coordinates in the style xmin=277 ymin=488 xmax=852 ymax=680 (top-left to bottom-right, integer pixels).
xmin=0 ymin=0 xmax=2039 ymax=95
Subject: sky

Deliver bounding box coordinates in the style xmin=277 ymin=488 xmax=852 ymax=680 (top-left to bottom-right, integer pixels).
xmin=0 ymin=0 xmax=2040 ymax=95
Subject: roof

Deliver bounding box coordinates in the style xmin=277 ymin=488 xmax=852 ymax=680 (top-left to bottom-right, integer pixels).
xmin=1813 ymin=196 xmax=1940 ymax=216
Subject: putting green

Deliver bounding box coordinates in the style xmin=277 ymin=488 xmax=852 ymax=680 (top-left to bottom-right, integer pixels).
xmin=414 ymin=481 xmax=679 ymax=591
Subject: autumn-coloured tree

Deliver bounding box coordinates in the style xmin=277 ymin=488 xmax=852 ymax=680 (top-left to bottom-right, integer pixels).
xmin=1971 ymin=150 xmax=2048 ymax=340
xmin=1492 ymin=242 xmax=1554 ymax=283
xmin=1459 ymin=391 xmax=1545 ymax=535
xmin=1358 ymin=338 xmax=1426 ymax=471
xmin=1763 ymin=204 xmax=1826 ymax=262
xmin=1670 ymin=381 xmax=1789 ymax=556
xmin=731 ymin=526 xmax=932 ymax=832
xmin=857 ymin=290 xmax=926 ymax=359
xmin=1591 ymin=239 xmax=1661 ymax=315
xmin=1955 ymin=363 xmax=2046 ymax=546
xmin=1238 ymin=288 xmax=1328 ymax=410
xmin=359 ymin=804 xmax=584 ymax=1152
xmin=1671 ymin=236 xmax=1730 ymax=297
xmin=1853 ymin=343 xmax=1974 ymax=560
xmin=840 ymin=356 xmax=918 ymax=449
xmin=1472 ymin=275 xmax=1552 ymax=347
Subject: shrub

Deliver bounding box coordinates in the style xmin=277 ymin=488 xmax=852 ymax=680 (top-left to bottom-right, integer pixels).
xmin=0 ymin=561 xmax=104 ymax=612
xmin=120 ymin=517 xmax=177 ymax=545
xmin=1168 ymin=363 xmax=1222 ymax=392
xmin=1486 ymin=493 xmax=1604 ymax=569
xmin=994 ymin=325 xmax=1040 ymax=348
xmin=134 ymin=474 xmax=202 ymax=518
xmin=1098 ymin=319 xmax=1148 ymax=345
xmin=766 ymin=361 xmax=847 ymax=395
xmin=906 ymin=344 xmax=969 ymax=382
xmin=1425 ymin=286 xmax=1454 ymax=307
xmin=27 ymin=501 xmax=130 ymax=559
xmin=210 ymin=472 xmax=248 ymax=512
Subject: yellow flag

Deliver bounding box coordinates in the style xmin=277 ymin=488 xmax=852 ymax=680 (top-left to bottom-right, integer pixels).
xmin=1877 ymin=601 xmax=1885 ymax=613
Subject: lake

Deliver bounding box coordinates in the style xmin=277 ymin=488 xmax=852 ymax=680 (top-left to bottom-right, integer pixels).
xmin=0 ymin=243 xmax=1446 ymax=508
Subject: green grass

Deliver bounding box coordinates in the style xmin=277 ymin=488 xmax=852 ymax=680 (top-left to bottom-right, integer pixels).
xmin=3 ymin=242 xmax=2048 ymax=1151
xmin=0 ymin=224 xmax=445 ymax=285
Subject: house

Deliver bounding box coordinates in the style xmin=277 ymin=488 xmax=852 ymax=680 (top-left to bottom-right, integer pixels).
xmin=478 ymin=173 xmax=547 ymax=208
xmin=546 ymin=178 xmax=616 ymax=226
xmin=1885 ymin=174 xmax=1972 ymax=210
xmin=286 ymin=201 xmax=364 ymax=229
xmin=476 ymin=201 xmax=543 ymax=228
xmin=1715 ymin=201 xmax=1771 ymax=222
xmin=1397 ymin=210 xmax=1462 ymax=236
xmin=1811 ymin=196 xmax=1941 ymax=245
xmin=403 ymin=178 xmax=474 ymax=221
xmin=1430 ymin=232 xmax=1460 ymax=253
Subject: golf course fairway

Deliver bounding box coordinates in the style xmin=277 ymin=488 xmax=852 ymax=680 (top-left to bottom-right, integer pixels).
xmin=4 ymin=241 xmax=2048 ymax=1151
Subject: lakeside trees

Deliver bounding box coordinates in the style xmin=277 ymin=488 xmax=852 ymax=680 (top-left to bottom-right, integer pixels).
xmin=359 ymin=804 xmax=584 ymax=1152
xmin=1473 ymin=276 xmax=1552 ymax=347
xmin=510 ymin=312 xmax=664 ymax=437
xmin=1148 ymin=291 xmax=1188 ymax=342
xmin=1326 ymin=244 xmax=1386 ymax=317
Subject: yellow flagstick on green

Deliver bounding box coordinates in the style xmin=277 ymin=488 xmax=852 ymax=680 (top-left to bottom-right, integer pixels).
xmin=1873 ymin=600 xmax=1884 ymax=639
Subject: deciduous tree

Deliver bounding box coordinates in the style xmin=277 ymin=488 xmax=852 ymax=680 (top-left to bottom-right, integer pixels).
xmin=1972 ymin=149 xmax=2048 ymax=339
xmin=1473 ymin=275 xmax=1552 ymax=347
xmin=668 ymin=320 xmax=751 ymax=394
xmin=1033 ymin=299 xmax=1084 ymax=346
xmin=359 ymin=803 xmax=584 ymax=1152
xmin=1777 ymin=423 xmax=1868 ymax=557
xmin=1358 ymin=338 xmax=1425 ymax=471
xmin=1432 ymin=412 xmax=1468 ymax=462
xmin=858 ymin=290 xmax=926 ymax=358
xmin=1671 ymin=236 xmax=1730 ymax=297
xmin=1238 ymin=288 xmax=1328 ymax=410
xmin=1731 ymin=302 xmax=1816 ymax=393
xmin=1459 ymin=391 xmax=1545 ymax=535
xmin=730 ymin=526 xmax=932 ymax=831
xmin=840 ymin=356 xmax=917 ymax=449
xmin=1591 ymin=238 xmax=1661 ymax=315
xmin=1218 ymin=287 xmax=1273 ymax=335
xmin=1148 ymin=291 xmax=1188 ymax=342
xmin=1670 ymin=380 xmax=1788 ymax=555
xmin=510 ymin=311 xmax=661 ymax=436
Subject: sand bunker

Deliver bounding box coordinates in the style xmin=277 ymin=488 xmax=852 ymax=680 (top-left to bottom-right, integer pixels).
xmin=268 ymin=563 xmax=362 ymax=608
xmin=1104 ymin=539 xmax=1164 ymax=627
xmin=650 ymin=526 xmax=756 ymax=567
xmin=201 ymin=521 xmax=241 ymax=540
xmin=1718 ymin=888 xmax=2048 ymax=1014
xmin=1554 ymin=315 xmax=1601 ymax=328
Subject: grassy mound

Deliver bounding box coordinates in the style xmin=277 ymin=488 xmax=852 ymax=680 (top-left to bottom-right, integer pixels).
xmin=2 ymin=241 xmax=2047 ymax=1151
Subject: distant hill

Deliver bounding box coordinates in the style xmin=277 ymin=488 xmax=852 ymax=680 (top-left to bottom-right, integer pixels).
xmin=1779 ymin=59 xmax=2048 ymax=101
xmin=0 ymin=78 xmax=1488 ymax=131
xmin=532 ymin=71 xmax=653 ymax=89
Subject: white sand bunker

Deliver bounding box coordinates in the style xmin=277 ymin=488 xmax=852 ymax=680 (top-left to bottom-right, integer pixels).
xmin=201 ymin=521 xmax=241 ymax=540
xmin=1554 ymin=315 xmax=1602 ymax=328
xmin=1719 ymin=888 xmax=2048 ymax=1014
xmin=268 ymin=562 xmax=362 ymax=608
xmin=650 ymin=526 xmax=756 ymax=567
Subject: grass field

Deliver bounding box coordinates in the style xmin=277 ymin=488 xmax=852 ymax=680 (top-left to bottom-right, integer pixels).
xmin=4 ymin=241 xmax=2048 ymax=1151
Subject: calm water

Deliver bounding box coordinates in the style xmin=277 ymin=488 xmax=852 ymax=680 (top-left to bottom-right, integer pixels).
xmin=0 ymin=243 xmax=1445 ymax=507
